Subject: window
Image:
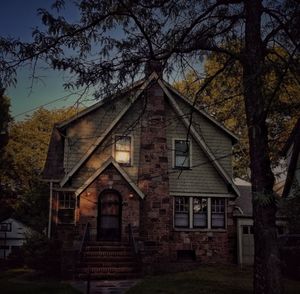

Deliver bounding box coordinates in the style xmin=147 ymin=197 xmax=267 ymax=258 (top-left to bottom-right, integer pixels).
xmin=174 ymin=140 xmax=190 ymax=168
xmin=57 ymin=192 xmax=75 ymax=224
xmin=115 ymin=136 xmax=132 ymax=165
xmin=193 ymin=198 xmax=207 ymax=228
xmin=174 ymin=197 xmax=226 ymax=230
xmin=211 ymin=198 xmax=225 ymax=228
xmin=59 ymin=192 xmax=75 ymax=209
xmin=0 ymin=223 xmax=12 ymax=232
xmin=174 ymin=197 xmax=189 ymax=228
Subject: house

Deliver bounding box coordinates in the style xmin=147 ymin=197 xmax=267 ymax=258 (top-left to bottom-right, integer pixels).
xmin=233 ymin=178 xmax=288 ymax=266
xmin=43 ymin=62 xmax=242 ymax=277
xmin=281 ymin=118 xmax=300 ymax=198
xmin=0 ymin=217 xmax=32 ymax=259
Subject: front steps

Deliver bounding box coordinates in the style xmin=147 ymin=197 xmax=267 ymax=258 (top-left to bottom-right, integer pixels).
xmin=76 ymin=241 xmax=141 ymax=280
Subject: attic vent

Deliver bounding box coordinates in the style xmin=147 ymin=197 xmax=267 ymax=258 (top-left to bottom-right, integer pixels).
xmin=177 ymin=250 xmax=196 ymax=261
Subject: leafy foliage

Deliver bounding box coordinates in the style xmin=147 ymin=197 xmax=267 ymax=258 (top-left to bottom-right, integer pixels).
xmin=22 ymin=231 xmax=62 ymax=276
xmin=174 ymin=48 xmax=300 ymax=178
xmin=0 ymin=107 xmax=78 ymax=231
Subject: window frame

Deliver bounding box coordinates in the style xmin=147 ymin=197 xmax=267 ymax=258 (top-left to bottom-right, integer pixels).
xmin=173 ymin=196 xmax=227 ymax=231
xmin=57 ymin=191 xmax=76 ymax=225
xmin=174 ymin=196 xmax=190 ymax=228
xmin=172 ymin=138 xmax=192 ymax=169
xmin=113 ymin=134 xmax=133 ymax=166
xmin=211 ymin=198 xmax=226 ymax=229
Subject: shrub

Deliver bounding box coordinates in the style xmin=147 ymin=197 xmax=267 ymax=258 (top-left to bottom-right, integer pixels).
xmin=22 ymin=232 xmax=62 ymax=277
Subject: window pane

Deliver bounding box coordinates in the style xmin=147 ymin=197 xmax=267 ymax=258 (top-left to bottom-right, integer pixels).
xmin=115 ymin=151 xmax=130 ymax=164
xmin=212 ymin=213 xmax=225 ymax=228
xmin=175 ymin=213 xmax=189 ymax=227
xmin=175 ymin=197 xmax=189 ymax=212
xmin=175 ymin=140 xmax=189 ymax=154
xmin=115 ymin=136 xmax=131 ymax=151
xmin=194 ymin=213 xmax=207 ymax=227
xmin=175 ymin=140 xmax=190 ymax=168
xmin=175 ymin=155 xmax=189 ymax=167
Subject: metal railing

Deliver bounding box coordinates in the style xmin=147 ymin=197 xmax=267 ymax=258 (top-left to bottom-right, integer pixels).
xmin=128 ymin=224 xmax=139 ymax=255
xmin=79 ymin=222 xmax=90 ymax=257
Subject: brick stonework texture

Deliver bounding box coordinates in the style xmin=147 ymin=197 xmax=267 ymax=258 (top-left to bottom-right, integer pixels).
xmin=137 ymin=81 xmax=172 ymax=264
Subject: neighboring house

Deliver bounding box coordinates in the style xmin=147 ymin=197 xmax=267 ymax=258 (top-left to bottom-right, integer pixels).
xmin=234 ymin=178 xmax=288 ymax=266
xmin=0 ymin=217 xmax=31 ymax=259
xmin=281 ymin=118 xmax=300 ymax=198
xmin=43 ymin=62 xmax=241 ymax=276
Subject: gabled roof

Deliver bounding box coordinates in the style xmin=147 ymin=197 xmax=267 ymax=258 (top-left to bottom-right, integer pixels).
xmin=59 ymin=72 xmax=159 ymax=187
xmin=43 ymin=71 xmax=239 ymax=196
xmin=281 ymin=118 xmax=300 ymax=198
xmin=74 ymin=157 xmax=145 ymax=199
xmin=159 ymin=80 xmax=240 ymax=197
xmin=163 ymin=81 xmax=239 ymax=143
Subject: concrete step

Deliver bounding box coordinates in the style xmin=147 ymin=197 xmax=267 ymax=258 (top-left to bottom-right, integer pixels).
xmin=78 ymin=261 xmax=138 ymax=268
xmin=84 ymin=245 xmax=132 ymax=252
xmin=82 ymin=250 xmax=135 ymax=257
xmin=81 ymin=255 xmax=137 ymax=263
xmin=76 ymin=272 xmax=141 ymax=280
xmin=77 ymin=266 xmax=138 ymax=274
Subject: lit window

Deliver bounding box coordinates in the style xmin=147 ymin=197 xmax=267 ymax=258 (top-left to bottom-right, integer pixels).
xmin=211 ymin=198 xmax=225 ymax=228
xmin=174 ymin=197 xmax=189 ymax=228
xmin=115 ymin=136 xmax=131 ymax=165
xmin=174 ymin=140 xmax=190 ymax=168
xmin=193 ymin=198 xmax=207 ymax=228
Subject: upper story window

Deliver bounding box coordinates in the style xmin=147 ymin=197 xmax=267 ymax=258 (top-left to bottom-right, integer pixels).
xmin=174 ymin=139 xmax=190 ymax=169
xmin=211 ymin=198 xmax=225 ymax=228
xmin=115 ymin=136 xmax=132 ymax=166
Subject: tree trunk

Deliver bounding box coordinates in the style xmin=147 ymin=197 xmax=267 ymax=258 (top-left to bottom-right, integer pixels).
xmin=243 ymin=1 xmax=283 ymax=293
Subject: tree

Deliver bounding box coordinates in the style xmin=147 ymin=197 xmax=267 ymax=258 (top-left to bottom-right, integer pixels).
xmin=0 ymin=107 xmax=78 ymax=231
xmin=174 ymin=48 xmax=300 ymax=178
xmin=0 ymin=1 xmax=299 ymax=293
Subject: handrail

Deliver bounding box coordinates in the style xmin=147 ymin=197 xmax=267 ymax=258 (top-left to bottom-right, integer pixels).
xmin=128 ymin=224 xmax=138 ymax=255
xmin=79 ymin=222 xmax=90 ymax=257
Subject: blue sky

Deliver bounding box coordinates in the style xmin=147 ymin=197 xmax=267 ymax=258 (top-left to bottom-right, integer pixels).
xmin=0 ymin=0 xmax=87 ymax=120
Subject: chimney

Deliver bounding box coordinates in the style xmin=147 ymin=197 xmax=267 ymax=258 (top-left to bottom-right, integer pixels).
xmin=144 ymin=60 xmax=164 ymax=77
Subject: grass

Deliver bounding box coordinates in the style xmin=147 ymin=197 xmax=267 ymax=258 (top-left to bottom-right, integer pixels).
xmin=0 ymin=268 xmax=80 ymax=294
xmin=127 ymin=265 xmax=300 ymax=294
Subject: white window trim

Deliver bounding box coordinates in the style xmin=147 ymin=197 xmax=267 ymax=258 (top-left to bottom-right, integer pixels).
xmin=112 ymin=134 xmax=134 ymax=166
xmin=173 ymin=195 xmax=227 ymax=231
xmin=172 ymin=138 xmax=192 ymax=169
xmin=56 ymin=192 xmax=76 ymax=225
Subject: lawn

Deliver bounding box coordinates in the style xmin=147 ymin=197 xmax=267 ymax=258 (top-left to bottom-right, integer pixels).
xmin=0 ymin=268 xmax=80 ymax=294
xmin=127 ymin=265 xmax=300 ymax=294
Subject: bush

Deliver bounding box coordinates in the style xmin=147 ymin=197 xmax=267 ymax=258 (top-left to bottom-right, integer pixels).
xmin=22 ymin=232 xmax=62 ymax=277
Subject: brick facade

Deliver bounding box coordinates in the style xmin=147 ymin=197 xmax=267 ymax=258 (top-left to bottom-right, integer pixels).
xmin=137 ymin=82 xmax=172 ymax=264
xmin=49 ymin=76 xmax=238 ymax=273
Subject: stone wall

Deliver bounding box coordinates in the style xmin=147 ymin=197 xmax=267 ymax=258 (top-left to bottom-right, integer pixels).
xmin=77 ymin=164 xmax=141 ymax=242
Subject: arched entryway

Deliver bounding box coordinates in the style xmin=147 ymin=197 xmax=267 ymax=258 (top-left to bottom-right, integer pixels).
xmin=97 ymin=190 xmax=122 ymax=241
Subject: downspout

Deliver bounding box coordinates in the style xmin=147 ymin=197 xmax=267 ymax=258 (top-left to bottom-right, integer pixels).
xmin=47 ymin=181 xmax=53 ymax=238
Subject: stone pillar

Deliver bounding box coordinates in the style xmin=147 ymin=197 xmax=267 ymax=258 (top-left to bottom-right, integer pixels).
xmin=138 ymin=79 xmax=171 ymax=263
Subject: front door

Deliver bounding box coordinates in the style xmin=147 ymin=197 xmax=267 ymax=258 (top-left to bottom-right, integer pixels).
xmin=98 ymin=191 xmax=121 ymax=241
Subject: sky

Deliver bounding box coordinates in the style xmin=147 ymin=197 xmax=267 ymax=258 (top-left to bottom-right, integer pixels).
xmin=0 ymin=0 xmax=88 ymax=120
